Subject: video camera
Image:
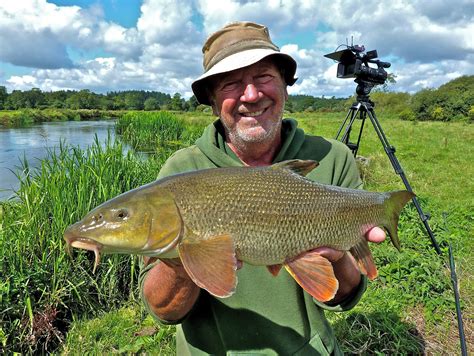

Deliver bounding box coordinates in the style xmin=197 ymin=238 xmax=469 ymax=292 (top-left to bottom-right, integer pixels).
xmin=324 ymin=45 xmax=391 ymax=85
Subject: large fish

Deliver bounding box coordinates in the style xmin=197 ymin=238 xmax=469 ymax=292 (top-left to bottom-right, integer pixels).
xmin=64 ymin=160 xmax=414 ymax=302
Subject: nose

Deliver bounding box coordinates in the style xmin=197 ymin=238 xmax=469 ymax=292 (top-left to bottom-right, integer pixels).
xmin=240 ymin=83 xmax=260 ymax=103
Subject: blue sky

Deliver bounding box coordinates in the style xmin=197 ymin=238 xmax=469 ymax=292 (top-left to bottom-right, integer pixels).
xmin=1 ymin=0 xmax=473 ymax=98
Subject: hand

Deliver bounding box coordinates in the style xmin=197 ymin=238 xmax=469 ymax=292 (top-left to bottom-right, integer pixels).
xmin=142 ymin=257 xmax=200 ymax=321
xmin=365 ymin=226 xmax=386 ymax=243
xmin=312 ymin=226 xmax=387 ymax=303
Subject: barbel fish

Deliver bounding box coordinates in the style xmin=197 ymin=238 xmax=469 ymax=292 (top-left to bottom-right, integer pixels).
xmin=64 ymin=159 xmax=414 ymax=302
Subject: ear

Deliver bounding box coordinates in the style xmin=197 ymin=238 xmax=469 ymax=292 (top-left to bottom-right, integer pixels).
xmin=211 ymin=101 xmax=219 ymax=116
xmin=284 ymin=86 xmax=288 ymax=101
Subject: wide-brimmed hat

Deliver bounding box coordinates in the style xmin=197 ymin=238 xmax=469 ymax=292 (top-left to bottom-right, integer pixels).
xmin=191 ymin=21 xmax=297 ymax=105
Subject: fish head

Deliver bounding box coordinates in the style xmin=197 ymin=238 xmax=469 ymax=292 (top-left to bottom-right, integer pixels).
xmin=64 ymin=184 xmax=183 ymax=269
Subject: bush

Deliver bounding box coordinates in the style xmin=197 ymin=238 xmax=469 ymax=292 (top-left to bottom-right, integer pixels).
xmin=398 ymin=109 xmax=416 ymax=121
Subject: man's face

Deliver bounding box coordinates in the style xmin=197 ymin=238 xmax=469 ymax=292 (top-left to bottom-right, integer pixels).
xmin=210 ymin=58 xmax=288 ymax=145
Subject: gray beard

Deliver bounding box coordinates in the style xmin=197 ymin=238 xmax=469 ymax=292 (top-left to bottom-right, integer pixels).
xmin=230 ymin=121 xmax=280 ymax=143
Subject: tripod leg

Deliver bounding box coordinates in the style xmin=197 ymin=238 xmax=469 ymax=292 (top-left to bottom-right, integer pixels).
xmin=365 ymin=107 xmax=442 ymax=254
xmin=335 ymin=104 xmax=363 ymax=155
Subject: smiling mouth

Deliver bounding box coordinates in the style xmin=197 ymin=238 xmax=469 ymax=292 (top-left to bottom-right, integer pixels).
xmin=239 ymin=107 xmax=267 ymax=117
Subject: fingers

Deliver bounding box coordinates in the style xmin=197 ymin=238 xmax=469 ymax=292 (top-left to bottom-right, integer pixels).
xmin=365 ymin=227 xmax=386 ymax=243
xmin=310 ymin=246 xmax=345 ymax=263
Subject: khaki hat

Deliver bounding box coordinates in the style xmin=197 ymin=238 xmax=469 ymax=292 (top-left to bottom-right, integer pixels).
xmin=191 ymin=21 xmax=297 ymax=105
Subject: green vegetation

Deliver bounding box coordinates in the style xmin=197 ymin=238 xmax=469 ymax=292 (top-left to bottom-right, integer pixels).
xmin=0 ymin=111 xmax=472 ymax=354
xmin=0 ymin=108 xmax=123 ymax=127
xmin=1 ymin=75 xmax=473 ymax=128
xmin=115 ymin=111 xmax=210 ymax=155
xmin=0 ymin=138 xmax=163 ymax=353
xmin=62 ymin=304 xmax=175 ymax=355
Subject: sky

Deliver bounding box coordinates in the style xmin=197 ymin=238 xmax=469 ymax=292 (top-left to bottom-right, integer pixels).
xmin=0 ymin=0 xmax=473 ymax=99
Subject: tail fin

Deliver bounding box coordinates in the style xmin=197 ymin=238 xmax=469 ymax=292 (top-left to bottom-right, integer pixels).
xmin=383 ymin=190 xmax=415 ymax=250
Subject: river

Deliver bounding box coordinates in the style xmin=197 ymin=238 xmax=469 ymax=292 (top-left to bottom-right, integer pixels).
xmin=0 ymin=120 xmax=117 ymax=200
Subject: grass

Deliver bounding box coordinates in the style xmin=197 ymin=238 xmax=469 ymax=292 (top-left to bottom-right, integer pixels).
xmin=0 ymin=109 xmax=123 ymax=127
xmin=62 ymin=303 xmax=175 ymax=355
xmin=295 ymin=112 xmax=473 ymax=354
xmin=1 ymin=110 xmax=472 ymax=354
xmin=0 ymin=137 xmax=164 ymax=353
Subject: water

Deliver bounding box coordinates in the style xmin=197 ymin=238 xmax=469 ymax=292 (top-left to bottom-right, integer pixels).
xmin=0 ymin=120 xmax=117 ymax=200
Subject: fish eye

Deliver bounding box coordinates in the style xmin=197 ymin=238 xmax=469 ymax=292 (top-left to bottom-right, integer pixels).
xmin=116 ymin=209 xmax=129 ymax=219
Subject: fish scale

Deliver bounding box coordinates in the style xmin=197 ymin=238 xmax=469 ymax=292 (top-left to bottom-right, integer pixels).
xmin=160 ymin=165 xmax=391 ymax=265
xmin=64 ymin=159 xmax=414 ymax=300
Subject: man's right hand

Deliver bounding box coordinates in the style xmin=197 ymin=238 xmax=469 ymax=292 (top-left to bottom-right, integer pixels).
xmin=142 ymin=257 xmax=200 ymax=322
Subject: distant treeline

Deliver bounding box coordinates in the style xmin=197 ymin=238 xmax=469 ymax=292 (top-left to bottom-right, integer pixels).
xmin=0 ymin=75 xmax=472 ymax=121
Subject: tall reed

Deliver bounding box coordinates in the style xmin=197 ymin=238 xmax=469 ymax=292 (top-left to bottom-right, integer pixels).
xmin=0 ymin=137 xmax=162 ymax=353
xmin=116 ymin=111 xmax=206 ymax=156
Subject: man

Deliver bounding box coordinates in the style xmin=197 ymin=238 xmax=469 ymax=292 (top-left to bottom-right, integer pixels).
xmin=140 ymin=21 xmax=385 ymax=355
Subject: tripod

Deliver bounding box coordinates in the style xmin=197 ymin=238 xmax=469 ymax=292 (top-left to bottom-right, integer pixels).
xmin=335 ymin=78 xmax=467 ymax=356
xmin=335 ymin=79 xmax=441 ymax=254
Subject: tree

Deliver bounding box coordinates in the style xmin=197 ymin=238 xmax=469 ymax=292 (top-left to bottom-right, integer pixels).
xmin=0 ymin=86 xmax=7 ymax=109
xmin=187 ymin=95 xmax=199 ymax=111
xmin=124 ymin=91 xmax=144 ymax=110
xmin=66 ymin=89 xmax=99 ymax=109
xmin=144 ymin=97 xmax=160 ymax=111
xmin=170 ymin=93 xmax=185 ymax=111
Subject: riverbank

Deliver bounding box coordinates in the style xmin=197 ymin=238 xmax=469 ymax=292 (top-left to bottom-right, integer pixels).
xmin=0 ymin=109 xmax=125 ymax=127
xmin=1 ymin=112 xmax=472 ymax=354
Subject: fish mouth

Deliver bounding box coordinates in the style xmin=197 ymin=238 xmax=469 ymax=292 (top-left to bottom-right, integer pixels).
xmin=65 ymin=234 xmax=104 ymax=274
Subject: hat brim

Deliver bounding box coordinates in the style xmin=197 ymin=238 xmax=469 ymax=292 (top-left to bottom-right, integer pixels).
xmin=191 ymin=48 xmax=297 ymax=105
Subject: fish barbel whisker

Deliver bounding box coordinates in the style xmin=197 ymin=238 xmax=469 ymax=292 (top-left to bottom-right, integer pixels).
xmin=65 ymin=235 xmax=104 ymax=273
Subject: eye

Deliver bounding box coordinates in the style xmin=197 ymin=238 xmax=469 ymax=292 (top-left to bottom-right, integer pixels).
xmin=256 ymin=74 xmax=274 ymax=84
xmin=221 ymin=80 xmax=240 ymax=92
xmin=116 ymin=209 xmax=129 ymax=219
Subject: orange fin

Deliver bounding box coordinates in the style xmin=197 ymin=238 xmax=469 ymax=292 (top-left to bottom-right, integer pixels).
xmin=284 ymin=251 xmax=338 ymax=302
xmin=267 ymin=264 xmax=283 ymax=276
xmin=178 ymin=232 xmax=237 ymax=298
xmin=350 ymin=239 xmax=378 ymax=280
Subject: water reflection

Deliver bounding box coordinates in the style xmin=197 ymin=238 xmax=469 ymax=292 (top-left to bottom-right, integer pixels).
xmin=0 ymin=120 xmax=117 ymax=200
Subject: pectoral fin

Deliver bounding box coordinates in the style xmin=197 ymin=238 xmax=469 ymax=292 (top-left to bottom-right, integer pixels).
xmin=284 ymin=251 xmax=338 ymax=302
xmin=178 ymin=232 xmax=237 ymax=298
xmin=349 ymin=239 xmax=378 ymax=280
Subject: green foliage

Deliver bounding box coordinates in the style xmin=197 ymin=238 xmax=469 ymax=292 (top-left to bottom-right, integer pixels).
xmin=116 ymin=111 xmax=207 ymax=156
xmin=410 ymin=75 xmax=474 ymax=121
xmin=398 ymin=108 xmax=416 ymax=121
xmin=2 ymin=75 xmax=472 ymax=120
xmin=62 ymin=304 xmax=175 ymax=355
xmin=369 ymin=91 xmax=411 ymax=114
xmin=1 ymin=112 xmax=472 ymax=354
xmin=0 ymin=138 xmax=163 ymax=353
xmin=0 ymin=109 xmax=122 ymax=127
xmin=287 ymin=94 xmax=348 ymax=112
xmin=144 ymin=97 xmax=160 ymax=111
xmin=0 ymin=86 xmax=7 ymax=109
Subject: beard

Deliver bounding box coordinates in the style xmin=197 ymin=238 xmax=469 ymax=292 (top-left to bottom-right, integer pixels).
xmin=222 ymin=103 xmax=284 ymax=148
xmin=229 ymin=119 xmax=281 ymax=143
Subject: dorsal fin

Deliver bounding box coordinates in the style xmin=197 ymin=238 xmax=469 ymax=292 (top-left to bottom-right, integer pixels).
xmin=271 ymin=159 xmax=319 ymax=176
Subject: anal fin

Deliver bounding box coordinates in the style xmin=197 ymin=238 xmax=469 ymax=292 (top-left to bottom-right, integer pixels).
xmin=178 ymin=232 xmax=237 ymax=298
xmin=267 ymin=264 xmax=283 ymax=276
xmin=349 ymin=239 xmax=378 ymax=280
xmin=284 ymin=251 xmax=338 ymax=302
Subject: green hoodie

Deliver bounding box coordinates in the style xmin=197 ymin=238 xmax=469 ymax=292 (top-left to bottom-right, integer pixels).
xmin=140 ymin=119 xmax=367 ymax=356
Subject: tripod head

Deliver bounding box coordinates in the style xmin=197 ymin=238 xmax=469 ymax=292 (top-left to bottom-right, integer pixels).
xmin=355 ymin=78 xmax=376 ymax=104
xmin=324 ymin=43 xmax=391 ymax=104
